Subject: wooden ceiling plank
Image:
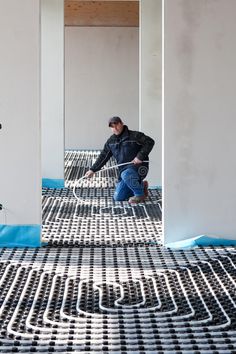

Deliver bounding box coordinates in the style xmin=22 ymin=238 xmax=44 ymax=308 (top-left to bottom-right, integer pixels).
xmin=64 ymin=1 xmax=139 ymax=27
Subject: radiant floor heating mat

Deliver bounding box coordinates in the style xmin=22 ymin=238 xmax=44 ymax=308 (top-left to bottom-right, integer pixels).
xmin=42 ymin=150 xmax=162 ymax=246
xmin=0 ymin=151 xmax=236 ymax=353
xmin=0 ymin=245 xmax=236 ymax=353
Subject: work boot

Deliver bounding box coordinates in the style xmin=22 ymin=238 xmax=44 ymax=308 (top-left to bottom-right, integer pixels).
xmin=143 ymin=180 xmax=149 ymax=198
xmin=128 ymin=195 xmax=146 ymax=204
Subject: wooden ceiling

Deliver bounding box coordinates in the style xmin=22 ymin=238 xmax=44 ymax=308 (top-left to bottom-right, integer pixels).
xmin=64 ymin=1 xmax=139 ymax=27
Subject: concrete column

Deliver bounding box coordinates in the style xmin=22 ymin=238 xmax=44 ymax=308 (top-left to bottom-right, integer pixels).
xmin=0 ymin=0 xmax=41 ymax=246
xmin=164 ymin=0 xmax=236 ymax=244
xmin=41 ymin=0 xmax=64 ymax=188
xmin=140 ymin=0 xmax=162 ymax=187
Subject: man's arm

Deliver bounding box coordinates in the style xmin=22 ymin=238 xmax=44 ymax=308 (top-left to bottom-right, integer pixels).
xmin=135 ymin=132 xmax=155 ymax=161
xmin=85 ymin=142 xmax=112 ymax=178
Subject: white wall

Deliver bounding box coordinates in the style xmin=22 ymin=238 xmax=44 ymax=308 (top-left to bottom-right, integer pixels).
xmin=0 ymin=0 xmax=41 ymax=225
xmin=164 ymin=0 xmax=236 ymax=243
xmin=140 ymin=0 xmax=162 ymax=187
xmin=65 ymin=27 xmax=139 ymax=149
xmin=41 ymin=0 xmax=64 ymax=180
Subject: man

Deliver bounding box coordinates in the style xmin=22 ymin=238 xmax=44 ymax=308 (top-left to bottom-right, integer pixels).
xmin=85 ymin=116 xmax=155 ymax=204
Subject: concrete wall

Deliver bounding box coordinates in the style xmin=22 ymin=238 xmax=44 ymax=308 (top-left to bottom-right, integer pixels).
xmin=65 ymin=27 xmax=139 ymax=150
xmin=164 ymin=0 xmax=236 ymax=243
xmin=0 ymin=0 xmax=41 ymax=226
xmin=140 ymin=0 xmax=162 ymax=187
xmin=41 ymin=0 xmax=64 ymax=181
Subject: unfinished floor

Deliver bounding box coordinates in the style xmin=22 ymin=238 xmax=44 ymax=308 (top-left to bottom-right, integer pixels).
xmin=0 ymin=151 xmax=236 ymax=353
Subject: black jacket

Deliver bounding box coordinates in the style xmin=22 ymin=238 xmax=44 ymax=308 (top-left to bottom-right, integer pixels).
xmin=90 ymin=125 xmax=155 ymax=177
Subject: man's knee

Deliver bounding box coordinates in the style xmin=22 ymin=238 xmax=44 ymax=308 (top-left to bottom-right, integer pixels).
xmin=121 ymin=168 xmax=140 ymax=189
xmin=120 ymin=168 xmax=135 ymax=181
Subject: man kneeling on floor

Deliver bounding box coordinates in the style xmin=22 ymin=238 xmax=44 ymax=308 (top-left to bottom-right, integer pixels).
xmin=85 ymin=116 xmax=155 ymax=204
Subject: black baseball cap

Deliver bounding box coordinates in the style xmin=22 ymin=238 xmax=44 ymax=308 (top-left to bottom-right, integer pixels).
xmin=108 ymin=116 xmax=123 ymax=127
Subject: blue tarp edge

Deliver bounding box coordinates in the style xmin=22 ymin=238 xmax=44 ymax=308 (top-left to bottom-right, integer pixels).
xmin=0 ymin=224 xmax=41 ymax=248
xmin=42 ymin=178 xmax=64 ymax=189
xmin=165 ymin=235 xmax=236 ymax=250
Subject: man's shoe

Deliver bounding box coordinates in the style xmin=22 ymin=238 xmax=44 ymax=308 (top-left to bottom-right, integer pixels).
xmin=143 ymin=180 xmax=149 ymax=198
xmin=128 ymin=195 xmax=146 ymax=204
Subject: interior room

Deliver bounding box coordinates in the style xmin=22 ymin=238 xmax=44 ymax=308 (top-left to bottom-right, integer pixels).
xmin=1 ymin=0 xmax=236 ymax=353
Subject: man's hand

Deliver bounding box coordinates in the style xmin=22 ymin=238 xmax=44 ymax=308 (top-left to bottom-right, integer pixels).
xmin=85 ymin=170 xmax=95 ymax=178
xmin=132 ymin=157 xmax=143 ymax=165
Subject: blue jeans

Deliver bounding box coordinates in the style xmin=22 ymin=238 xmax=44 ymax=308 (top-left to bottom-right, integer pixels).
xmin=113 ymin=167 xmax=145 ymax=201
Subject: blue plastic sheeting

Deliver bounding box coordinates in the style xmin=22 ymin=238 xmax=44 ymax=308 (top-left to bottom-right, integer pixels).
xmin=0 ymin=224 xmax=41 ymax=248
xmin=42 ymin=178 xmax=64 ymax=189
xmin=165 ymin=234 xmax=236 ymax=250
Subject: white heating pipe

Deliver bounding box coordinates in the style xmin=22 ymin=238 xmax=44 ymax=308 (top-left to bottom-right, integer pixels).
xmin=73 ymin=160 xmax=149 ymax=201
